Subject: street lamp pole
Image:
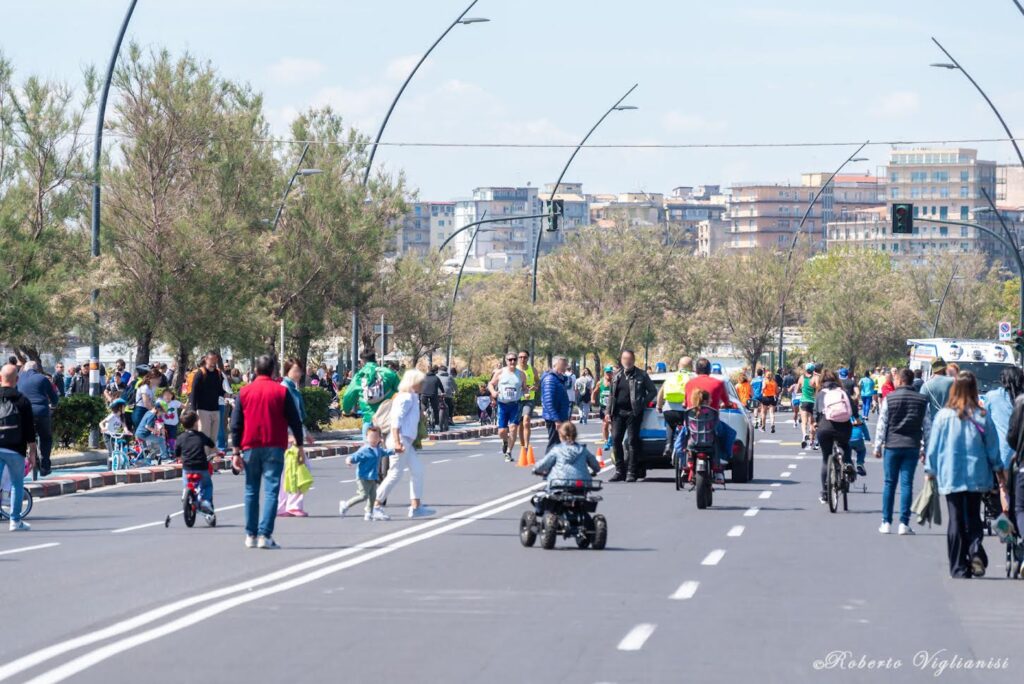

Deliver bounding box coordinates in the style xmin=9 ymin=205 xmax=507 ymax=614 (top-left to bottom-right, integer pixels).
xmin=353 ymin=0 xmax=488 ymax=373
xmin=529 ymin=83 xmax=638 ymax=358
xmin=437 ymin=211 xmax=553 ymax=253
xmin=445 ymin=214 xmax=490 ymax=368
xmin=775 ymin=141 xmax=869 ymax=372
xmin=932 ymin=263 xmax=961 ymax=337
xmin=85 ymin=0 xmax=137 ymax=450
xmin=931 ymin=37 xmax=1024 ymax=170
xmin=269 ymin=143 xmax=322 ymax=356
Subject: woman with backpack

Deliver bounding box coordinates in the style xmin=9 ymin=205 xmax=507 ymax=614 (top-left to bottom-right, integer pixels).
xmin=814 ymin=368 xmax=855 ymax=505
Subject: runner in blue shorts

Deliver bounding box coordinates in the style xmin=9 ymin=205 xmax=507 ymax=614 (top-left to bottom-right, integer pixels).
xmin=488 ymin=354 xmax=527 ymax=462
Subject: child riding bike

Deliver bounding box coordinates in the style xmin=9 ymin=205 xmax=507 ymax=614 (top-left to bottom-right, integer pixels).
xmin=175 ymin=410 xmax=215 ymax=515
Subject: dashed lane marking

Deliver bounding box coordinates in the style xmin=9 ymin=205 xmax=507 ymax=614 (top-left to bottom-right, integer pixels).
xmin=431 ymin=459 xmax=450 ymax=464
xmin=669 ymin=581 xmax=699 ymax=600
xmin=744 ymin=507 xmax=760 ymax=517
xmin=788 ymin=464 xmax=798 ymax=469
xmin=758 ymin=491 xmax=773 ymax=499
xmin=468 ymin=453 xmax=483 ymax=459
xmin=701 ymin=549 xmax=726 ymax=566
xmin=0 ymin=542 xmax=60 ymax=557
xmin=617 ymin=623 xmax=657 ymax=651
xmin=727 ymin=525 xmax=744 ymax=537
xmin=780 ymin=472 xmax=792 ymax=478
xmin=457 ymin=441 xmax=481 ymax=446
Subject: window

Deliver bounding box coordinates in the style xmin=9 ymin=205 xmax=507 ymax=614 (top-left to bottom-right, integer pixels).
xmin=932 ymin=171 xmax=949 ymax=182
xmin=940 ymin=187 xmax=950 ymax=198
xmin=961 ymin=226 xmax=968 ymax=237
xmin=961 ymin=242 xmax=969 ymax=251
xmin=960 ymin=186 xmax=969 ymax=198
xmin=939 ymin=207 xmax=948 ymax=219
xmin=961 ymin=170 xmax=969 ymax=182
xmin=890 ymin=187 xmax=900 ymax=199
xmin=913 ymin=206 xmax=919 ymax=217
xmin=892 ymin=243 xmax=899 ymax=253
xmin=911 ymin=171 xmax=928 ymax=182
xmin=931 ymin=206 xmax=937 ymax=215
xmin=911 ymin=187 xmax=921 ymax=198
xmin=939 ymin=226 xmax=948 ymax=236
xmin=960 ymin=206 xmax=969 ymax=220
xmin=890 ymin=172 xmax=899 ymax=182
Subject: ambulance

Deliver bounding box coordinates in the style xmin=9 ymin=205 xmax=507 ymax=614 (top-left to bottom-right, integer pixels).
xmin=907 ymin=338 xmax=1017 ymax=393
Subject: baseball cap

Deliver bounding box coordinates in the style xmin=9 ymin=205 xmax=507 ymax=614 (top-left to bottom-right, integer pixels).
xmin=603 ymin=365 xmax=613 ymax=373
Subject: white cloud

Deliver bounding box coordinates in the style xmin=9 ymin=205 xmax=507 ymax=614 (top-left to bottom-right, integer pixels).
xmin=869 ymin=91 xmax=920 ymax=119
xmin=385 ymin=54 xmax=428 ymax=82
xmin=267 ymin=57 xmax=326 ymax=85
xmin=661 ymin=111 xmax=728 ymax=134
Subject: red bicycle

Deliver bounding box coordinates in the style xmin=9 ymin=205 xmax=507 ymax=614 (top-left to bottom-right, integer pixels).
xmin=165 ymin=463 xmax=216 ymax=528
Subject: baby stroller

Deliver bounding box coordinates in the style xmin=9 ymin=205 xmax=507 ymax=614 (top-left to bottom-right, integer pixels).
xmin=984 ymin=465 xmax=1023 ymax=578
xmin=477 ymin=394 xmax=494 ymax=425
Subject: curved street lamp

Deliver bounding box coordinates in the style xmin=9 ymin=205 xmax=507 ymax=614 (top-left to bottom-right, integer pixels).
xmin=932 ymin=264 xmax=963 ymax=337
xmin=931 ymin=37 xmax=1024 ymax=170
xmin=444 ymin=213 xmax=492 ymax=367
xmin=775 ymin=141 xmax=869 ymax=370
xmin=351 ymin=0 xmax=489 ymax=372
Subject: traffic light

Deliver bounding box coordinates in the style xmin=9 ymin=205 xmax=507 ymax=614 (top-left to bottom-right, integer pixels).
xmin=546 ymin=199 xmax=564 ymax=232
xmin=1014 ymin=329 xmax=1024 ymax=358
xmin=892 ymin=203 xmax=913 ymax=234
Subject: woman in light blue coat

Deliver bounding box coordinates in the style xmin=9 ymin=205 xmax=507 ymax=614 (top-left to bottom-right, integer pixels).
xmin=925 ymin=371 xmax=1008 ymax=578
xmin=981 ymin=367 xmax=1024 ymax=471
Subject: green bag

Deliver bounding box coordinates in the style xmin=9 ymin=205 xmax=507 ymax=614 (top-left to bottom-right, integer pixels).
xmin=413 ymin=408 xmax=428 ymax=450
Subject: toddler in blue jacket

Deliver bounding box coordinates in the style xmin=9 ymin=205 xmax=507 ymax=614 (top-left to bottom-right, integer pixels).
xmin=340 ymin=426 xmax=392 ymax=521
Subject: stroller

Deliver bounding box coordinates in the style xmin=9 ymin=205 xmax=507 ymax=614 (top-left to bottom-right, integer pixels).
xmin=476 ymin=394 xmax=494 ymax=425
xmin=984 ymin=465 xmax=1023 ymax=579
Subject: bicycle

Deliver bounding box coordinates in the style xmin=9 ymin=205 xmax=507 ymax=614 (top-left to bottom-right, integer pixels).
xmin=165 ymin=463 xmax=216 ymax=528
xmin=437 ymin=396 xmax=450 ymax=433
xmin=826 ymin=445 xmax=853 ymax=513
xmin=0 ymin=461 xmax=34 ymax=521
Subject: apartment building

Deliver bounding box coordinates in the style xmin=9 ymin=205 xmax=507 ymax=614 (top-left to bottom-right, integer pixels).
xmin=449 ymin=186 xmax=544 ymax=272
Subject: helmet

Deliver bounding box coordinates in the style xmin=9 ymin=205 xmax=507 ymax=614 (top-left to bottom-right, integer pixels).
xmin=838 ymin=368 xmax=849 ymax=379
xmin=805 ymin=363 xmax=816 ymax=372
xmin=603 ymin=365 xmax=613 ymax=373
xmin=109 ymin=398 xmax=126 ymax=409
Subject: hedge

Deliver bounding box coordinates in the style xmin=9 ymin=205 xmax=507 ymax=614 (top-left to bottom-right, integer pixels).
xmin=52 ymin=395 xmax=107 ymax=449
xmin=299 ymin=386 xmax=332 ymax=432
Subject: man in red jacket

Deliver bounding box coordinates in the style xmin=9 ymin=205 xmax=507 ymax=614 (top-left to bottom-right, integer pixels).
xmin=230 ymin=355 xmax=304 ymax=550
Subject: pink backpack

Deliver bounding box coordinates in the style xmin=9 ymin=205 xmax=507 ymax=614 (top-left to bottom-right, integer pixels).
xmin=823 ymin=388 xmax=852 ymax=422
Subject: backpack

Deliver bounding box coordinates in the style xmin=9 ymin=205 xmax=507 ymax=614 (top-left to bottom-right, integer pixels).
xmin=121 ymin=379 xmax=143 ymax=410
xmin=0 ymin=394 xmax=22 ymax=450
xmin=575 ymin=378 xmax=591 ymax=403
xmin=362 ymin=367 xmax=386 ymax=405
xmin=823 ymin=387 xmax=852 ymax=422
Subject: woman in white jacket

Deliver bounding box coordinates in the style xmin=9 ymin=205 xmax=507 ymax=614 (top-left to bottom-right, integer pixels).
xmin=374 ymin=369 xmax=434 ymax=519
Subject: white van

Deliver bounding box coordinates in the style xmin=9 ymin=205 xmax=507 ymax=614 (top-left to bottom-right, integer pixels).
xmin=907 ymin=338 xmax=1017 ymax=393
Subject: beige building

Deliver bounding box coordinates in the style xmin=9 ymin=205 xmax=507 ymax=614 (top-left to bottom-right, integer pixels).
xmin=724 ymin=173 xmax=882 ymax=253
xmin=696 ymin=218 xmax=730 ymax=257
xmin=827 ymin=147 xmax=1000 ymax=259
xmin=999 ymin=164 xmax=1024 ymax=209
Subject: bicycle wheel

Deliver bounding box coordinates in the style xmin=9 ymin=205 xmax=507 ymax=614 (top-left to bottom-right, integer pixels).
xmin=183 ymin=489 xmax=197 ymax=528
xmin=0 ymin=487 xmax=32 ymax=520
xmin=827 ymin=454 xmax=839 ymax=513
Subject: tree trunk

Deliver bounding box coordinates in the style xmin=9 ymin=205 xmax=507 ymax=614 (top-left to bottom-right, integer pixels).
xmin=173 ymin=342 xmax=190 ymax=390
xmin=593 ymin=352 xmax=601 ymax=373
xmin=13 ymin=346 xmax=41 ymax=364
xmin=295 ymin=326 xmax=312 ymax=384
xmin=135 ymin=331 xmax=153 ymax=367
xmin=264 ymin=333 xmax=277 ymax=359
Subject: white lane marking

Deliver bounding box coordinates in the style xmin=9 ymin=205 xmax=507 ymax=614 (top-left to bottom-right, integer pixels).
xmin=0 ymin=470 xmax=616 ymax=684
xmin=468 ymin=453 xmax=482 ymax=459
xmin=758 ymin=491 xmax=773 ymax=499
xmin=727 ymin=525 xmax=744 ymax=537
xmin=431 ymin=459 xmax=450 ymax=464
xmin=669 ymin=581 xmax=699 ymax=600
xmin=701 ymin=549 xmax=726 ymax=566
xmin=780 ymin=472 xmax=792 ymax=478
xmin=770 ymin=483 xmax=781 ymax=487
xmin=787 ymin=464 xmax=798 ymax=469
xmin=111 ymin=504 xmax=244 ymax=534
xmin=744 ymin=507 xmax=760 ymax=517
xmin=617 ymin=624 xmax=657 ymax=651
xmin=0 ymin=542 xmax=60 ymax=557
xmin=339 ymin=479 xmax=356 ymax=484
xmin=759 ymin=439 xmax=780 ymax=444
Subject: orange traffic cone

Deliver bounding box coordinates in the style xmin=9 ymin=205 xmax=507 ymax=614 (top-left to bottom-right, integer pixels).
xmin=527 ymin=445 xmax=536 ymax=466
xmin=517 ymin=446 xmax=530 ymax=467
xmin=596 ymin=447 xmax=605 ymax=468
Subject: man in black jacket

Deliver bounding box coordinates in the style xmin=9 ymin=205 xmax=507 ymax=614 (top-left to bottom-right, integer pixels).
xmin=189 ymin=351 xmax=225 ymax=456
xmin=0 ymin=363 xmax=38 ymax=530
xmin=605 ymin=350 xmax=657 ymax=483
xmin=420 ymin=366 xmax=445 ymax=430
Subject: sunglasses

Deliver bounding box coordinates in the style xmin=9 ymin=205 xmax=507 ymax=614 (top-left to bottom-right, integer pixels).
xmin=506 ymin=358 xmax=516 ymax=362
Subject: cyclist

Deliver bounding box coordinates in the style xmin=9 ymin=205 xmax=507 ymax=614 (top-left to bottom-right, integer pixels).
xmin=683 ymin=357 xmax=729 ymax=484
xmin=488 ymin=354 xmax=527 ymax=461
xmin=516 ymin=351 xmax=538 ymax=456
xmin=438 ymin=365 xmax=457 ymax=427
xmin=859 ymin=370 xmax=876 ymax=419
xmin=800 ymin=363 xmax=818 ymax=450
xmin=594 ymin=366 xmax=614 ymax=450
xmin=760 ymin=372 xmax=778 ymax=433
xmin=420 ymin=366 xmax=445 ymax=431
xmin=656 ymin=356 xmax=693 ymax=461
xmin=814 ymin=368 xmax=855 ymax=505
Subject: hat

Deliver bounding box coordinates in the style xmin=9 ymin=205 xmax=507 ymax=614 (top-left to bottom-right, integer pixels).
xmin=805 ymin=363 xmax=816 ymax=372
xmin=135 ymin=364 xmax=150 ymax=373
xmin=838 ymin=368 xmax=849 ymax=379
xmin=931 ymin=357 xmax=947 ymax=372
xmin=603 ymin=365 xmax=613 ymax=373
xmin=109 ymin=398 xmax=126 ymax=409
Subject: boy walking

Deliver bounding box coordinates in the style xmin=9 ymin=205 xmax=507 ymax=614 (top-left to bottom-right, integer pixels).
xmin=340 ymin=426 xmax=391 ymax=521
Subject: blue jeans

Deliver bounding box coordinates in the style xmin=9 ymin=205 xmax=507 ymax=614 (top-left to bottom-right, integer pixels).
xmin=882 ymin=447 xmax=918 ymax=525
xmin=217 ymin=405 xmax=227 ymax=450
xmin=243 ymin=447 xmax=284 ymax=538
xmin=0 ymin=448 xmax=26 ymax=522
xmin=182 ymin=468 xmax=214 ymax=506
xmin=861 ymin=395 xmax=873 ymax=418
xmin=850 ymin=440 xmax=866 ymax=466
xmin=140 ymin=434 xmax=168 ymax=462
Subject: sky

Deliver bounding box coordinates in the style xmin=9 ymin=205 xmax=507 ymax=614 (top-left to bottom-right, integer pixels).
xmin=3 ymin=0 xmax=1024 ymax=200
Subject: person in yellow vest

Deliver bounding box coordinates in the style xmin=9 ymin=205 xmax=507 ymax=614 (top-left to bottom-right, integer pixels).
xmin=516 ymin=351 xmax=538 ymax=455
xmin=656 ymin=356 xmax=693 ymax=461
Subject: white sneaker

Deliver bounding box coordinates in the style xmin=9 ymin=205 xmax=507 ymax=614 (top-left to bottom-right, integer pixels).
xmin=371 ymin=507 xmax=391 ymax=521
xmin=409 ymin=506 xmax=436 ymax=519
xmin=9 ymin=520 xmax=30 ymax=531
xmin=244 ymin=535 xmax=257 ymax=548
xmin=339 ymin=500 xmax=350 ymax=517
xmin=897 ymin=523 xmax=915 ymax=536
xmin=363 ymin=512 xmax=372 ymax=521
xmin=878 ymin=522 xmax=891 ymax=535
xmin=257 ymin=535 xmax=280 ymax=550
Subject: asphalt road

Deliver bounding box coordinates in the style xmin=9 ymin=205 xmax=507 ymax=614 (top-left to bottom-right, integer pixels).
xmin=1 ymin=416 xmax=1022 ymax=684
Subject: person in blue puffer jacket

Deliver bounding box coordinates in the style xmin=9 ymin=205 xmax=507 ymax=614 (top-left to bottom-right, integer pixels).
xmin=532 ymin=422 xmax=600 ymax=505
xmin=540 ymin=356 xmax=571 ymax=454
xmin=925 ymin=371 xmax=1008 ymax=578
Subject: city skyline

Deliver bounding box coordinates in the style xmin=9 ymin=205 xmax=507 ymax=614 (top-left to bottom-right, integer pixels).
xmin=3 ymin=1 xmax=1024 ymax=199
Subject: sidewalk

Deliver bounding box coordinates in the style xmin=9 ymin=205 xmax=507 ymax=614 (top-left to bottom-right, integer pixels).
xmin=26 ymin=418 xmax=547 ymax=499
